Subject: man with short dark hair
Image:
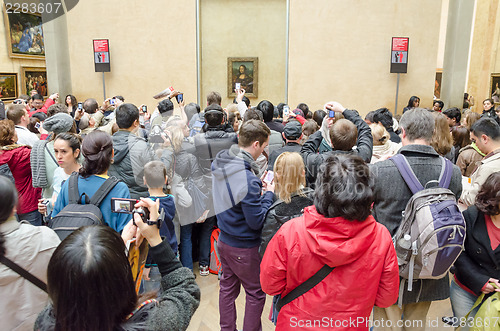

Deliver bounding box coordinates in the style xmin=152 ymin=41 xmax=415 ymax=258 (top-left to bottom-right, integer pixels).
xmin=258 ymin=100 xmax=284 ymax=133
xmin=267 ymin=120 xmax=303 ymax=170
xmin=211 ymin=119 xmax=275 ymax=331
xmin=108 ymin=103 xmax=156 ymax=199
xmin=443 ymin=107 xmax=461 ymax=128
xmin=29 ymin=93 xmax=58 ymax=117
xmin=373 ymin=107 xmax=400 ymax=143
xmin=371 ymin=108 xmax=462 ymax=329
xmin=460 ymin=117 xmax=500 ymax=206
xmin=7 ymin=104 xmax=39 ymax=146
xmin=301 ymin=101 xmax=373 ymax=186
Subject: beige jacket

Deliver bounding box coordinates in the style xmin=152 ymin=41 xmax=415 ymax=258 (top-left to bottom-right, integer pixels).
xmin=92 ymin=110 xmax=116 ymax=136
xmin=0 ymin=219 xmax=60 ymax=331
xmin=460 ymin=149 xmax=500 ymax=207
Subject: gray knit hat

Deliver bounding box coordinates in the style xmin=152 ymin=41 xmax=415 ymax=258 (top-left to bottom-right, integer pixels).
xmin=43 ymin=113 xmax=74 ymax=134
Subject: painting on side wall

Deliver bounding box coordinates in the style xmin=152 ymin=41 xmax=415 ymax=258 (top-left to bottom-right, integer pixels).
xmin=0 ymin=73 xmax=19 ymax=101
xmin=434 ymin=70 xmax=442 ymax=100
xmin=21 ymin=67 xmax=47 ymax=96
xmin=228 ymin=57 xmax=258 ymax=98
xmin=3 ymin=7 xmax=45 ymax=59
xmin=490 ymin=74 xmax=500 ymax=105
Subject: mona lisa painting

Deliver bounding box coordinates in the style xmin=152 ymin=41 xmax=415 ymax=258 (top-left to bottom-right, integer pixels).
xmin=227 ymin=57 xmax=258 ymax=98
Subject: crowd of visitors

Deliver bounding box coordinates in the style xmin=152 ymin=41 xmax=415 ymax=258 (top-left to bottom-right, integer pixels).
xmin=0 ymin=87 xmax=500 ymax=331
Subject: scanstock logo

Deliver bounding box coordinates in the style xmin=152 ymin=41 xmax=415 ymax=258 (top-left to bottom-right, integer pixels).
xmin=4 ymin=0 xmax=79 ymax=23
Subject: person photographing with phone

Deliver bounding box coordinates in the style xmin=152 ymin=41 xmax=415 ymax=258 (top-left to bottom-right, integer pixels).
xmin=211 ymin=120 xmax=275 ymax=331
xmin=301 ymin=101 xmax=373 ymax=187
xmin=34 ymin=197 xmax=200 ymax=331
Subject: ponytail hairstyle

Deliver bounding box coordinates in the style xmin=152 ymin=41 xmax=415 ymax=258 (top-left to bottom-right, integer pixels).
xmin=0 ymin=175 xmax=19 ymax=258
xmin=79 ymin=130 xmax=113 ymax=178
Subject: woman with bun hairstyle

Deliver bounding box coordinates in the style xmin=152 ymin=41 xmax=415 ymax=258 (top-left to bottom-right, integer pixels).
xmin=369 ymin=123 xmax=401 ymax=163
xmin=52 ymin=130 xmax=130 ymax=232
xmin=0 ymin=175 xmax=60 ymax=330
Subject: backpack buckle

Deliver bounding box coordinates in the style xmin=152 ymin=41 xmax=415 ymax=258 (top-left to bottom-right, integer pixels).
xmin=412 ymin=241 xmax=418 ymax=255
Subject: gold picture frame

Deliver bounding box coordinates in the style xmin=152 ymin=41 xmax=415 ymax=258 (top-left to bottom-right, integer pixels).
xmin=227 ymin=57 xmax=258 ymax=98
xmin=3 ymin=5 xmax=45 ymax=59
xmin=21 ymin=66 xmax=47 ymax=96
xmin=0 ymin=73 xmax=19 ymax=101
xmin=490 ymin=73 xmax=500 ymax=106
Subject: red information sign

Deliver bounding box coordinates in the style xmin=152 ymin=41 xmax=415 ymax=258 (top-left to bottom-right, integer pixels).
xmin=392 ymin=38 xmax=409 ymax=51
xmin=93 ymin=39 xmax=110 ymax=72
xmin=93 ymin=39 xmax=109 ymax=52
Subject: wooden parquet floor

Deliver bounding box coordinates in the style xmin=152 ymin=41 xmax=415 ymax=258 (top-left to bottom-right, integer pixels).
xmin=186 ymin=264 xmax=453 ymax=331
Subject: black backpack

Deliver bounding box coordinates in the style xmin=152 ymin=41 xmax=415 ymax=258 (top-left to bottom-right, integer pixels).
xmin=49 ymin=173 xmax=119 ymax=240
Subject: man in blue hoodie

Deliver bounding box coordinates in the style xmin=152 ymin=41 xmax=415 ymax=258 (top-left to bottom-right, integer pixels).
xmin=211 ymin=119 xmax=275 ymax=331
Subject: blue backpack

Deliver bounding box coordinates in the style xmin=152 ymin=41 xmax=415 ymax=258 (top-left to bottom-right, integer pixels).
xmin=390 ymin=154 xmax=466 ymax=305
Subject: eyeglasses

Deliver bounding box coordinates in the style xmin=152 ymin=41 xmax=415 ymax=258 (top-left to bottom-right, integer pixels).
xmin=12 ymin=99 xmax=25 ymax=104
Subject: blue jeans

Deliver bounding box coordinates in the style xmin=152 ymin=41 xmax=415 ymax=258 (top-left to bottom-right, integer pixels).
xmin=450 ymin=278 xmax=479 ymax=330
xmin=180 ymin=216 xmax=215 ymax=270
xmin=180 ymin=224 xmax=194 ymax=270
xmin=16 ymin=210 xmax=42 ymax=226
xmin=143 ymin=266 xmax=162 ymax=293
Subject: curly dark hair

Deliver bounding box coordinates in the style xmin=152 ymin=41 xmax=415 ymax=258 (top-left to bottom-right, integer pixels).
xmin=314 ymin=154 xmax=374 ymax=221
xmin=475 ymin=172 xmax=500 ymax=216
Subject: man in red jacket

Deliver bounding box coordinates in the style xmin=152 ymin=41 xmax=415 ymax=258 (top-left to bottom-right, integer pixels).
xmin=29 ymin=93 xmax=58 ymax=117
xmin=260 ymin=154 xmax=399 ymax=331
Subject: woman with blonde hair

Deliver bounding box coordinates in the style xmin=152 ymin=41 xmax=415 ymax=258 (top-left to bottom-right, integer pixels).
xmin=260 ymin=152 xmax=313 ymax=256
xmin=160 ymin=125 xmax=209 ymax=273
xmin=259 ymin=151 xmax=314 ymax=324
xmin=369 ymin=123 xmax=401 ymax=163
xmin=430 ymin=112 xmax=455 ymax=161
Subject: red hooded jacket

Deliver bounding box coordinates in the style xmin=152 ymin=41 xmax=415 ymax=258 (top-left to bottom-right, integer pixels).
xmin=260 ymin=206 xmax=399 ymax=331
xmin=0 ymin=146 xmax=41 ymax=214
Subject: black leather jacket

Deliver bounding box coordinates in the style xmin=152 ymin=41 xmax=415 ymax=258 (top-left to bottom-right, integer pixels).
xmin=259 ymin=189 xmax=314 ymax=257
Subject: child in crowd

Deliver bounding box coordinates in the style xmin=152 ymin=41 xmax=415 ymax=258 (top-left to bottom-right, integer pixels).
xmin=142 ymin=161 xmax=177 ymax=290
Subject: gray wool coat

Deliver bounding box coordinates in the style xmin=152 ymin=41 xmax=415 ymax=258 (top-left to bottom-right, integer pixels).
xmin=370 ymin=144 xmax=462 ymax=305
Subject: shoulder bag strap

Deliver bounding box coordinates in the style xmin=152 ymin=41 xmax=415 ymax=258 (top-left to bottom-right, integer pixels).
xmin=44 ymin=143 xmax=58 ymax=166
xmin=389 ymin=154 xmax=424 ymax=194
xmin=0 ymin=255 xmax=47 ymax=292
xmin=68 ymin=173 xmax=80 ymax=205
xmin=89 ymin=176 xmax=120 ymax=206
xmin=276 ymin=264 xmax=335 ymax=312
xmin=438 ymin=157 xmax=453 ymax=189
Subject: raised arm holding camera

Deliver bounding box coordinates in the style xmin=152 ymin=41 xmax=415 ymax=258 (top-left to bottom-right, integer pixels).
xmin=35 ymin=197 xmax=200 ymax=331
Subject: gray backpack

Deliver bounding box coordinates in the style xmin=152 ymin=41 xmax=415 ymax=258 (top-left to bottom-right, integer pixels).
xmin=49 ymin=173 xmax=119 ymax=240
xmin=390 ymin=154 xmax=466 ymax=304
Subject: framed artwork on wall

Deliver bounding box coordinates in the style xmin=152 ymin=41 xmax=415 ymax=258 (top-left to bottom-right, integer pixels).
xmin=0 ymin=73 xmax=19 ymax=101
xmin=490 ymin=73 xmax=500 ymax=105
xmin=3 ymin=6 xmax=45 ymax=59
xmin=227 ymin=57 xmax=258 ymax=98
xmin=21 ymin=67 xmax=47 ymax=96
xmin=434 ymin=70 xmax=442 ymax=100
